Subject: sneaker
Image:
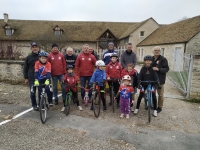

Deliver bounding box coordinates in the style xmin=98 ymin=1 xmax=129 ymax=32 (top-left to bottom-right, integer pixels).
xmin=61 ymin=107 xmax=65 ymax=112
xmin=126 ymin=114 xmax=129 ymax=119
xmin=78 ymin=106 xmax=83 ymax=111
xmin=90 ymin=105 xmax=93 ymax=110
xmin=131 ymin=107 xmax=134 ymax=112
xmin=55 ymin=101 xmax=58 ymax=105
xmin=157 ymin=107 xmax=162 ymax=113
xmin=103 ymin=106 xmax=107 ymax=111
xmin=33 ymin=106 xmax=39 ymax=111
xmin=117 ymin=104 xmax=120 ymax=109
xmin=134 ymin=109 xmax=138 ymax=114
xmin=153 ymin=110 xmax=157 ymax=117
xmin=49 ymin=102 xmax=53 ymax=107
xmin=120 ymin=113 xmax=124 ymax=118
xmin=109 ymin=102 xmax=112 ymax=106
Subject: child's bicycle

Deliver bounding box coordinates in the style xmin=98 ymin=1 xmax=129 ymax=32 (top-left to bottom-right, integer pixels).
xmin=91 ymin=82 xmax=106 ymax=118
xmin=31 ymin=84 xmax=51 ymax=124
xmin=61 ymin=82 xmax=76 ymax=116
xmin=80 ymin=86 xmax=91 ymax=107
xmin=107 ymin=78 xmax=120 ymax=113
xmin=138 ymin=80 xmax=161 ymax=123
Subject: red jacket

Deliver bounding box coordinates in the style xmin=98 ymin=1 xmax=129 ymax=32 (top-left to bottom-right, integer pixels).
xmin=106 ymin=61 xmax=122 ymax=79
xmin=121 ymin=68 xmax=137 ymax=77
xmin=62 ymin=73 xmax=78 ymax=92
xmin=75 ymin=52 xmax=96 ymax=76
xmin=47 ymin=52 xmax=66 ymax=76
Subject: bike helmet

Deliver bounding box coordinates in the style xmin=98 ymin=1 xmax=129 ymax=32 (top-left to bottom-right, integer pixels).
xmin=38 ymin=51 xmax=48 ymax=57
xmin=95 ymin=60 xmax=105 ymax=66
xmin=143 ymin=55 xmax=152 ymax=61
xmin=66 ymin=65 xmax=74 ymax=70
xmin=122 ymin=75 xmax=131 ymax=81
xmin=110 ymin=53 xmax=118 ymax=58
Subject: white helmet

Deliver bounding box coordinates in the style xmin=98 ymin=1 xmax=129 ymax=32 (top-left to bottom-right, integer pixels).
xmin=122 ymin=75 xmax=131 ymax=81
xmin=96 ymin=60 xmax=105 ymax=66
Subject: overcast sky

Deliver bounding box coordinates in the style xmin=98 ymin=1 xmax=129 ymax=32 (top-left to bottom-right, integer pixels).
xmin=1 ymin=0 xmax=200 ymax=24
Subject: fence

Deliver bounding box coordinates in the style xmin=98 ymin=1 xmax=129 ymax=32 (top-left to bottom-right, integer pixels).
xmin=168 ymin=49 xmax=193 ymax=98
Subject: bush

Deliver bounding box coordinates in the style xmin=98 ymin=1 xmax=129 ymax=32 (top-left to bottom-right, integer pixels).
xmin=0 ymin=48 xmax=23 ymax=60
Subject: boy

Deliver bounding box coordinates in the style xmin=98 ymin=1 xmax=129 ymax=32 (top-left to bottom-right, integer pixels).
xmin=62 ymin=65 xmax=83 ymax=111
xmin=106 ymin=53 xmax=122 ymax=108
xmin=23 ymin=42 xmax=40 ymax=111
xmin=90 ymin=60 xmax=106 ymax=110
xmin=134 ymin=55 xmax=160 ymax=117
xmin=115 ymin=75 xmax=134 ymax=119
xmin=34 ymin=51 xmax=53 ymax=106
xmin=121 ymin=63 xmax=138 ymax=112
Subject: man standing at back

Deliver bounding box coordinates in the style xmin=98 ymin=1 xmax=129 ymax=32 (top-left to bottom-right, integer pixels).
xmin=64 ymin=47 xmax=77 ymax=68
xmin=48 ymin=43 xmax=66 ymax=105
xmin=102 ymin=42 xmax=118 ymax=65
xmin=89 ymin=47 xmax=99 ymax=60
xmin=152 ymin=46 xmax=169 ymax=113
xmin=120 ymin=43 xmax=136 ymax=69
xmin=75 ymin=44 xmax=96 ymax=102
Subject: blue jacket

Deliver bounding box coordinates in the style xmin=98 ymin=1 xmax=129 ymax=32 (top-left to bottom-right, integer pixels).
xmin=102 ymin=50 xmax=118 ymax=65
xmin=90 ymin=68 xmax=106 ymax=86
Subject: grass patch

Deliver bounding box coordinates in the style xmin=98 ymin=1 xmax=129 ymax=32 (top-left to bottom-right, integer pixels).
xmin=180 ymin=98 xmax=200 ymax=103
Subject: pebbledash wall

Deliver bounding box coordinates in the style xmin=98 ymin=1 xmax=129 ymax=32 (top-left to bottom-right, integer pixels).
xmin=0 ymin=60 xmax=24 ymax=82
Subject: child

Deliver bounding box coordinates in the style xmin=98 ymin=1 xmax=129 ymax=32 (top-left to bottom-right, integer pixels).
xmin=134 ymin=55 xmax=160 ymax=117
xmin=106 ymin=53 xmax=122 ymax=108
xmin=62 ymin=65 xmax=83 ymax=112
xmin=121 ymin=63 xmax=138 ymax=112
xmin=115 ymin=75 xmax=134 ymax=119
xmin=90 ymin=60 xmax=107 ymax=110
xmin=34 ymin=51 xmax=53 ymax=106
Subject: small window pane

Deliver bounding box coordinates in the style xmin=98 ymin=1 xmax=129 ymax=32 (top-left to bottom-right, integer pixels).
xmin=161 ymin=48 xmax=165 ymax=56
xmin=6 ymin=29 xmax=11 ymax=36
xmin=140 ymin=31 xmax=145 ymax=37
xmin=55 ymin=30 xmax=60 ymax=36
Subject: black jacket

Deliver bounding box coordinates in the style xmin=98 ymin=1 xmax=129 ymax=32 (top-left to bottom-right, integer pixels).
xmin=91 ymin=51 xmax=99 ymax=60
xmin=137 ymin=66 xmax=159 ymax=87
xmin=152 ymin=55 xmax=169 ymax=84
xmin=23 ymin=52 xmax=39 ymax=81
xmin=64 ymin=54 xmax=77 ymax=68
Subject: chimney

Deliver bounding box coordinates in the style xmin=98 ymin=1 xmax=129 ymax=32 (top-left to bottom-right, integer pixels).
xmin=4 ymin=13 xmax=8 ymax=23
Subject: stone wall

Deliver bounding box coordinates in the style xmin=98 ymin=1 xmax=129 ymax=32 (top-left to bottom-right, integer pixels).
xmin=0 ymin=60 xmax=24 ymax=82
xmin=186 ymin=32 xmax=200 ymax=55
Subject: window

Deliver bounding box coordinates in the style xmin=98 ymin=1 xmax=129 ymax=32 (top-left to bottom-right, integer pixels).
xmin=55 ymin=30 xmax=61 ymax=36
xmin=124 ymin=37 xmax=129 ymax=44
xmin=138 ymin=49 xmax=140 ymax=56
xmin=140 ymin=31 xmax=145 ymax=37
xmin=161 ymin=48 xmax=165 ymax=56
xmin=4 ymin=24 xmax=14 ymax=36
xmin=6 ymin=29 xmax=12 ymax=36
xmin=141 ymin=49 xmax=144 ymax=57
xmin=53 ymin=25 xmax=63 ymax=36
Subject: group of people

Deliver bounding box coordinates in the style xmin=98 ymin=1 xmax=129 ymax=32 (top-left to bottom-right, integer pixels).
xmin=23 ymin=41 xmax=169 ymax=119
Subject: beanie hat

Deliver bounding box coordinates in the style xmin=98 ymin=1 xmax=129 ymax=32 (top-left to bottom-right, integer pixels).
xmin=52 ymin=43 xmax=58 ymax=48
xmin=108 ymin=42 xmax=114 ymax=46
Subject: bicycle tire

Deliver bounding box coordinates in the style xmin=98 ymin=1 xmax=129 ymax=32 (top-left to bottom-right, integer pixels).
xmin=111 ymin=87 xmax=115 ymax=113
xmin=147 ymin=92 xmax=151 ymax=123
xmin=64 ymin=95 xmax=71 ymax=116
xmin=93 ymin=91 xmax=101 ymax=118
xmin=39 ymin=96 xmax=47 ymax=123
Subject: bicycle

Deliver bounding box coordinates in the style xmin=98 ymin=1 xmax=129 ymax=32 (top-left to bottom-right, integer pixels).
xmin=107 ymin=78 xmax=120 ymax=113
xmin=31 ymin=84 xmax=51 ymax=123
xmin=138 ymin=80 xmax=160 ymax=123
xmin=80 ymin=86 xmax=90 ymax=107
xmin=91 ymin=82 xmax=106 ymax=118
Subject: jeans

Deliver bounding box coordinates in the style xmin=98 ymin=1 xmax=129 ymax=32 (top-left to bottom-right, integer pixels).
xmin=80 ymin=76 xmax=92 ymax=99
xmin=52 ymin=75 xmax=65 ymax=101
xmin=29 ymin=80 xmax=39 ymax=107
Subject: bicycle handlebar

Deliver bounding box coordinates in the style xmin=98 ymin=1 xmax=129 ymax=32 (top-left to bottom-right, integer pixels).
xmin=138 ymin=80 xmax=161 ymax=89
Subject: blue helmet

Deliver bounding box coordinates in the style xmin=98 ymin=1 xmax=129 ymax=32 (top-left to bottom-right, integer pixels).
xmin=66 ymin=65 xmax=74 ymax=70
xmin=38 ymin=51 xmax=48 ymax=57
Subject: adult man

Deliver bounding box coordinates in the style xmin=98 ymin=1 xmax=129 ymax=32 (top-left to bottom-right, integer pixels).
xmin=47 ymin=43 xmax=66 ymax=105
xmin=152 ymin=46 xmax=169 ymax=113
xmin=23 ymin=42 xmax=40 ymax=111
xmin=89 ymin=47 xmax=99 ymax=60
xmin=64 ymin=47 xmax=77 ymax=68
xmin=102 ymin=42 xmax=118 ymax=65
xmin=75 ymin=44 xmax=96 ymax=102
xmin=120 ymin=43 xmax=136 ymax=69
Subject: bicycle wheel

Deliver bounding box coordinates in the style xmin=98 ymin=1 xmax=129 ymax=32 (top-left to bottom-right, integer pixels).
xmin=93 ymin=92 xmax=101 ymax=118
xmin=39 ymin=96 xmax=47 ymax=123
xmin=111 ymin=87 xmax=115 ymax=113
xmin=147 ymin=92 xmax=151 ymax=123
xmin=64 ymin=95 xmax=71 ymax=116
xmin=84 ymin=97 xmax=88 ymax=106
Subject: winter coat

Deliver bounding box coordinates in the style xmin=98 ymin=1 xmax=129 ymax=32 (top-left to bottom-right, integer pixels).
xmin=102 ymin=49 xmax=118 ymax=65
xmin=106 ymin=61 xmax=122 ymax=79
xmin=62 ymin=73 xmax=79 ymax=92
xmin=121 ymin=68 xmax=138 ymax=87
xmin=64 ymin=54 xmax=77 ymax=68
xmin=90 ymin=68 xmax=106 ymax=86
xmin=120 ymin=50 xmax=136 ymax=69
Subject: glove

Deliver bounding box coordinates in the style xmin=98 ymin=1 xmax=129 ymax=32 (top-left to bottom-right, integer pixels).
xmin=44 ymin=79 xmax=49 ymax=85
xmin=34 ymin=79 xmax=39 ymax=86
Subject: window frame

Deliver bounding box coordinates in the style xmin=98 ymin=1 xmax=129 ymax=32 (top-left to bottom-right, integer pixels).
xmin=140 ymin=31 xmax=145 ymax=37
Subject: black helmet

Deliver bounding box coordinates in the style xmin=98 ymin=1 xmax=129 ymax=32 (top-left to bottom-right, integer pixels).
xmin=66 ymin=65 xmax=74 ymax=70
xmin=110 ymin=53 xmax=118 ymax=58
xmin=143 ymin=55 xmax=152 ymax=61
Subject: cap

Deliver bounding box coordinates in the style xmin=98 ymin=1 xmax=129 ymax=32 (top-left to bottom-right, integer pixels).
xmin=108 ymin=42 xmax=114 ymax=46
xmin=31 ymin=42 xmax=38 ymax=47
xmin=52 ymin=43 xmax=58 ymax=48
